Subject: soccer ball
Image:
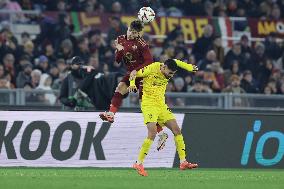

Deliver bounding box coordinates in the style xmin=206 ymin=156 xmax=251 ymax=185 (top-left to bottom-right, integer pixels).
xmin=138 ymin=7 xmax=155 ymax=24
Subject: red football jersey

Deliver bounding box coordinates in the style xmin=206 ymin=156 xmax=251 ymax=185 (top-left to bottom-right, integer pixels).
xmin=115 ymin=35 xmax=153 ymax=73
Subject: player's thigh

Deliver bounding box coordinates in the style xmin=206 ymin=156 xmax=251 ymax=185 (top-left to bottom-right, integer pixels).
xmin=141 ymin=105 xmax=159 ymax=125
xmin=158 ymin=104 xmax=175 ymax=126
xmin=115 ymin=81 xmax=128 ymax=95
xmin=164 ymin=119 xmax=181 ymax=136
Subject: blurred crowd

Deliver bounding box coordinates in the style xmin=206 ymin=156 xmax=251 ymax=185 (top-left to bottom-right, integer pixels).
xmin=0 ymin=0 xmax=284 ymax=107
xmin=0 ymin=0 xmax=283 ymax=19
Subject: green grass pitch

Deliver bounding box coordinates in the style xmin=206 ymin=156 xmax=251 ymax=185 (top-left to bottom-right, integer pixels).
xmin=0 ymin=168 xmax=283 ymax=189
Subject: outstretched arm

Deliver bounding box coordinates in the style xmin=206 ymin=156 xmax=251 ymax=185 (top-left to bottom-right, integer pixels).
xmin=128 ymin=67 xmax=147 ymax=93
xmin=174 ymin=59 xmax=198 ymax=72
xmin=128 ymin=62 xmax=157 ymax=92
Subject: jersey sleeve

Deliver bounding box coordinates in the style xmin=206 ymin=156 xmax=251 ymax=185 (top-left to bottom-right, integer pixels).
xmin=114 ymin=36 xmax=125 ymax=63
xmin=115 ymin=49 xmax=124 ymax=63
xmin=136 ymin=62 xmax=160 ymax=77
xmin=174 ymin=59 xmax=194 ymax=72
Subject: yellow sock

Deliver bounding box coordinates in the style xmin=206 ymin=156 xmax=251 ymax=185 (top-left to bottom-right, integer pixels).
xmin=174 ymin=134 xmax=186 ymax=162
xmin=138 ymin=138 xmax=153 ymax=164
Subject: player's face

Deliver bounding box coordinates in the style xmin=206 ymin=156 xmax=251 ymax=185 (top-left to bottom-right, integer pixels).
xmin=162 ymin=65 xmax=176 ymax=79
xmin=127 ymin=27 xmax=140 ymax=39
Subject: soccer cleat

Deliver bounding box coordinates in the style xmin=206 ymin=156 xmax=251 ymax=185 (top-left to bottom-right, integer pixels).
xmin=99 ymin=112 xmax=114 ymax=123
xmin=157 ymin=132 xmax=168 ymax=151
xmin=133 ymin=163 xmax=148 ymax=176
xmin=180 ymin=161 xmax=198 ymax=170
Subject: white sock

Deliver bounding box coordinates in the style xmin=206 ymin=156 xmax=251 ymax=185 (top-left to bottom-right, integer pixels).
xmin=158 ymin=131 xmax=165 ymax=137
xmin=180 ymin=159 xmax=186 ymax=163
xmin=137 ymin=160 xmax=143 ymax=165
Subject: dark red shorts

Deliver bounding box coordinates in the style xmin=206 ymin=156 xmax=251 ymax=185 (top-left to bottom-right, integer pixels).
xmin=121 ymin=75 xmax=143 ymax=99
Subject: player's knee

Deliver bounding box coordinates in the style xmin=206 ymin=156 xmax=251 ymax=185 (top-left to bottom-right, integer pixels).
xmin=147 ymin=126 xmax=157 ymax=140
xmin=148 ymin=131 xmax=157 ymax=140
xmin=172 ymin=126 xmax=181 ymax=136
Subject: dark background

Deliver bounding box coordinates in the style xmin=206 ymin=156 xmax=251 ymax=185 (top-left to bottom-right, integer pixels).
xmin=174 ymin=112 xmax=284 ymax=168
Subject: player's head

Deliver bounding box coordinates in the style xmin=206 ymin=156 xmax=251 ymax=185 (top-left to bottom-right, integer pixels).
xmin=162 ymin=59 xmax=178 ymax=79
xmin=127 ymin=20 xmax=144 ymax=39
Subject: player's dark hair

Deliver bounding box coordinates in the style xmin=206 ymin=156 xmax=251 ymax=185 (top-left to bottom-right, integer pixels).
xmin=164 ymin=59 xmax=178 ymax=71
xmin=130 ymin=20 xmax=144 ymax=32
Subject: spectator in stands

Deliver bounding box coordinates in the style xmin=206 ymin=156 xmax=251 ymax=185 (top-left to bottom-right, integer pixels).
xmin=1 ymin=0 xmax=22 ymax=13
xmin=20 ymin=32 xmax=30 ymax=46
xmin=107 ymin=16 xmax=127 ymax=43
xmin=257 ymin=58 xmax=273 ymax=91
xmin=182 ymin=0 xmax=205 ymax=16
xmin=264 ymin=32 xmax=282 ymax=60
xmin=274 ymin=51 xmax=284 ymax=71
xmin=88 ymin=29 xmax=107 ymax=61
xmin=0 ymin=28 xmax=18 ymax=57
xmin=247 ymin=42 xmax=267 ymax=79
xmin=226 ymin=0 xmax=238 ymax=16
xmin=278 ymin=83 xmax=284 ymax=94
xmin=20 ymin=40 xmax=34 ymax=61
xmin=204 ymin=0 xmax=214 ymax=17
xmin=211 ymin=35 xmax=225 ymax=65
xmin=36 ymin=73 xmax=57 ymax=105
xmin=57 ymin=39 xmax=74 ymax=61
xmin=189 ymin=79 xmax=212 ymax=93
xmin=54 ymin=12 xmax=72 ymax=49
xmin=16 ymin=62 xmax=32 ymax=88
xmin=270 ymin=3 xmax=281 ymax=20
xmin=240 ymin=34 xmax=252 ymax=60
xmin=264 ymin=85 xmax=272 ymax=95
xmin=162 ymin=45 xmax=175 ymax=59
xmin=36 ymin=55 xmax=49 ymax=73
xmin=0 ymin=64 xmax=5 ymax=78
xmin=210 ymin=61 xmax=225 ymax=90
xmin=239 ymin=0 xmax=258 ymax=17
xmin=264 ymin=78 xmax=278 ymax=94
xmin=111 ymin=1 xmax=124 ymax=14
xmin=52 ymin=69 xmax=68 ymax=90
xmin=104 ymin=39 xmax=120 ymax=72
xmin=197 ymin=50 xmax=216 ymax=70
xmin=56 ymin=58 xmax=67 ymax=73
xmin=75 ymin=36 xmax=90 ymax=63
xmin=30 ymin=69 xmax=42 ymax=88
xmin=2 ymin=53 xmax=16 ymax=84
xmin=174 ymin=77 xmax=186 ymax=92
xmin=49 ymin=65 xmax=59 ymax=81
xmin=224 ymin=42 xmax=246 ymax=71
xmin=203 ymin=67 xmax=221 ymax=92
xmin=43 ymin=43 xmax=57 ymax=65
xmin=192 ymin=24 xmax=214 ymax=62
xmin=88 ymin=54 xmax=101 ymax=71
xmin=84 ymin=0 xmax=105 ymax=14
xmin=57 ymin=0 xmax=68 ymax=12
xmin=222 ymin=74 xmax=246 ymax=94
xmin=0 ymin=77 xmax=9 ymax=89
xmin=240 ymin=70 xmax=259 ymax=93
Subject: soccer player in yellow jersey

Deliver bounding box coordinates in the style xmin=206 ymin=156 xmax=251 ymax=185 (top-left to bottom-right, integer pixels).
xmin=128 ymin=59 xmax=199 ymax=176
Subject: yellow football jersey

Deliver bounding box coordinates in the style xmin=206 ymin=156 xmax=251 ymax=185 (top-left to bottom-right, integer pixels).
xmin=136 ymin=62 xmax=169 ymax=104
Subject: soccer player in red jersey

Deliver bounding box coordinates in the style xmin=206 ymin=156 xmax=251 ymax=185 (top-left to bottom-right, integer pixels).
xmin=100 ymin=20 xmax=168 ymax=150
